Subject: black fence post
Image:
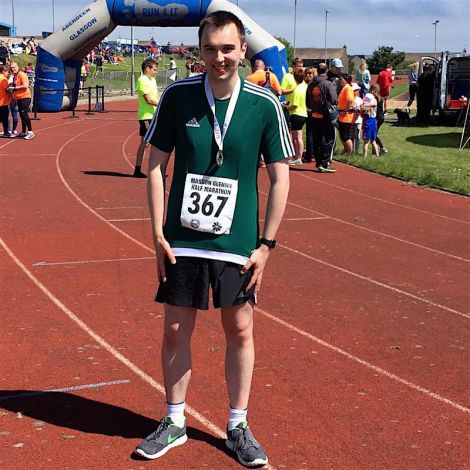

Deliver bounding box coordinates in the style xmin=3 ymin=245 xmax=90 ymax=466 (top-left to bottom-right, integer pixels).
xmin=31 ymin=82 xmax=41 ymax=121
xmin=85 ymin=87 xmax=94 ymax=115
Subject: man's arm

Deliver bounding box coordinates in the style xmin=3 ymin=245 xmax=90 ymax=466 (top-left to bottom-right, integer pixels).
xmin=147 ymin=145 xmax=175 ymax=282
xmin=242 ymin=159 xmax=290 ymax=292
xmin=143 ymin=92 xmax=159 ymax=106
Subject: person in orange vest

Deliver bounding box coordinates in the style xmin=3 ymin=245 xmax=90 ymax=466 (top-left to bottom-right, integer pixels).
xmin=337 ymin=74 xmax=356 ymax=155
xmin=0 ymin=65 xmax=12 ymax=137
xmin=9 ymin=62 xmax=34 ymax=139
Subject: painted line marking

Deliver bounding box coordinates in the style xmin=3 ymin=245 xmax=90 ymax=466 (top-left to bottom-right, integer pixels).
xmin=255 ymin=306 xmax=470 ymax=415
xmin=0 ymin=239 xmax=280 ymax=470
xmin=279 ymin=241 xmax=470 ymax=320
xmin=0 ymin=153 xmax=57 ymax=157
xmin=107 ymin=216 xmax=330 ymax=223
xmin=0 ymin=379 xmax=131 ymax=402
xmin=96 ymin=206 xmax=147 ymax=210
xmin=50 ymin=120 xmax=469 ymax=416
xmin=33 ymin=256 xmax=154 ymax=267
xmin=292 ymin=165 xmax=470 ymax=225
xmin=258 ymin=190 xmax=470 ymax=263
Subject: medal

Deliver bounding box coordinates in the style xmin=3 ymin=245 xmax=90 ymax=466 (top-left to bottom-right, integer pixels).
xmin=204 ymin=74 xmax=241 ymax=169
xmin=216 ymin=150 xmax=224 ymax=167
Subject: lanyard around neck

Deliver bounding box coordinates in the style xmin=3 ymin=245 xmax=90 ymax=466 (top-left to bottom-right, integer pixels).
xmin=204 ymin=74 xmax=241 ymax=166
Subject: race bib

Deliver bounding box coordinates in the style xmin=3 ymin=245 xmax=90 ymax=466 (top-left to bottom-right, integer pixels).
xmin=181 ymin=173 xmax=238 ymax=234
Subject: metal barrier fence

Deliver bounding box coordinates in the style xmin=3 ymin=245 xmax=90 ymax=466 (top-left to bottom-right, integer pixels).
xmin=32 ymin=85 xmax=106 ymax=119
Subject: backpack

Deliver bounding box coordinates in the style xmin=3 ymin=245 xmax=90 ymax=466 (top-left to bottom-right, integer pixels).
xmin=263 ymin=71 xmax=278 ymax=97
xmin=310 ymin=84 xmax=338 ymax=126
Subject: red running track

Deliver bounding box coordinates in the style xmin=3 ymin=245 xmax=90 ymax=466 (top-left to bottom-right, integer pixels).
xmin=1 ymin=101 xmax=469 ymax=469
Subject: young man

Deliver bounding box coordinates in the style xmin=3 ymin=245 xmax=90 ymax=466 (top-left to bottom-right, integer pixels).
xmin=133 ymin=58 xmax=159 ymax=178
xmin=245 ymin=59 xmax=282 ymax=97
xmin=134 ymin=10 xmax=292 ymax=467
xmin=337 ymin=74 xmax=355 ymax=155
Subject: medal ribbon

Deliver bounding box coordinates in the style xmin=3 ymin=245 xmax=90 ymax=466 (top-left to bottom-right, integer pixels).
xmin=204 ymin=73 xmax=241 ymax=166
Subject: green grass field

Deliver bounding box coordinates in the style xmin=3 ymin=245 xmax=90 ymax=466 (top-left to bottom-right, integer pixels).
xmin=334 ymin=117 xmax=470 ymax=195
xmin=13 ymin=54 xmax=469 ymax=195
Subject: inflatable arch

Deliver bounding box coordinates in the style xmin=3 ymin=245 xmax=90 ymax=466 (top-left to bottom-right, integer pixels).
xmin=35 ymin=0 xmax=289 ymax=112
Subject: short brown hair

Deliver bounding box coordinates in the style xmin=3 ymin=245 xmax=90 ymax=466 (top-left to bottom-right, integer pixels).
xmin=292 ymin=57 xmax=303 ymax=66
xmin=141 ymin=58 xmax=158 ymax=73
xmin=198 ymin=11 xmax=246 ymax=45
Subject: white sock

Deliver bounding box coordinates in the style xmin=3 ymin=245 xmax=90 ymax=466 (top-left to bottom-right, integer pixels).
xmin=167 ymin=401 xmax=186 ymax=427
xmin=228 ymin=407 xmax=247 ymax=431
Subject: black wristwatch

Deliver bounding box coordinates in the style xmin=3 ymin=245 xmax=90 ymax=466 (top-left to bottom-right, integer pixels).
xmin=259 ymin=238 xmax=276 ymax=249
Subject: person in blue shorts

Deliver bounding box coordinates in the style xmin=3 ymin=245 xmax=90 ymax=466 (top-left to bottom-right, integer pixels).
xmin=133 ymin=10 xmax=293 ymax=468
xmin=362 ymin=93 xmax=380 ymax=157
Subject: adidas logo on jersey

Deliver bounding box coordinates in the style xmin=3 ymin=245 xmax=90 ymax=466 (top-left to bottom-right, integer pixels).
xmin=186 ymin=118 xmax=200 ymax=128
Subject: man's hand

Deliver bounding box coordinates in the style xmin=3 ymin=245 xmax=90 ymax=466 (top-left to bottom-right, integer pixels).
xmin=154 ymin=235 xmax=176 ymax=283
xmin=241 ymin=245 xmax=271 ymax=293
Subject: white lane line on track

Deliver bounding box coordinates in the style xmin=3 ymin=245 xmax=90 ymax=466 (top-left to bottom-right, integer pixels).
xmin=53 ymin=125 xmax=470 ymax=415
xmin=255 ymin=306 xmax=470 ymax=415
xmin=258 ymin=190 xmax=470 ymax=263
xmin=96 ymin=206 xmax=147 ymax=210
xmin=106 ymin=216 xmax=330 ymax=223
xmin=3 ymin=232 xmax=469 ymax=419
xmin=0 ymin=239 xmax=242 ymax=454
xmin=0 ymin=379 xmax=131 ymax=401
xmin=291 ymin=165 xmax=470 ymax=225
xmin=33 ymin=256 xmax=154 ymax=267
xmin=0 ymin=153 xmax=57 ymax=157
xmin=279 ymin=242 xmax=470 ymax=320
xmin=0 ymin=121 xmax=78 ymax=150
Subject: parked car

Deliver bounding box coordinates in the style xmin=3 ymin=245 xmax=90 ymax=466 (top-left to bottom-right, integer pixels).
xmin=419 ymin=51 xmax=470 ymax=121
xmin=9 ymin=44 xmax=23 ymax=55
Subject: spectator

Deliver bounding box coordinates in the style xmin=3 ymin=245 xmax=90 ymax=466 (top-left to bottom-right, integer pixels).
xmin=337 ymin=74 xmax=356 ymax=155
xmin=416 ymin=63 xmax=436 ymax=124
xmin=168 ymin=56 xmax=177 ymax=81
xmin=306 ymin=62 xmax=338 ymax=172
xmin=362 ymin=93 xmax=380 ymax=157
xmin=20 ymin=37 xmax=28 ymax=53
xmin=407 ymin=62 xmax=419 ymax=108
xmin=24 ymin=63 xmax=35 ymax=89
xmin=352 ymin=82 xmax=363 ymax=154
xmin=185 ymin=56 xmax=194 ymax=77
xmin=9 ymin=62 xmax=34 ymax=139
xmin=0 ymin=65 xmax=12 ymax=137
xmin=0 ymin=41 xmax=10 ymax=65
xmin=287 ymin=67 xmax=308 ymax=165
xmin=133 ymin=58 xmax=159 ymax=178
xmin=328 ymin=57 xmax=343 ymax=94
xmin=355 ymin=59 xmax=371 ymax=97
xmin=94 ymin=53 xmax=104 ymax=75
xmin=80 ymin=59 xmax=89 ymax=95
xmin=369 ymin=84 xmax=388 ymax=154
xmin=304 ymin=67 xmax=316 ymax=162
xmin=281 ymin=57 xmax=304 ymax=128
xmin=8 ymin=68 xmax=19 ymax=137
xmin=245 ymin=59 xmax=282 ymax=97
xmin=376 ymin=64 xmax=394 ymax=114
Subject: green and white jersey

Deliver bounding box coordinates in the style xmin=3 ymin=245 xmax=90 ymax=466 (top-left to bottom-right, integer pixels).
xmin=145 ymin=74 xmax=293 ymax=262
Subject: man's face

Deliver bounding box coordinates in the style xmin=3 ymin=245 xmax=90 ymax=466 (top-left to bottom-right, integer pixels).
xmin=200 ymin=23 xmax=247 ymax=83
xmin=292 ymin=61 xmax=303 ymax=74
xmin=146 ymin=64 xmax=158 ymax=78
xmin=10 ymin=63 xmax=18 ymax=74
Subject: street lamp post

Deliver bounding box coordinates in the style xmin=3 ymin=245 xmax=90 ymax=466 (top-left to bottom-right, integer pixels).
xmin=131 ymin=26 xmax=136 ymax=96
xmin=11 ymin=0 xmax=15 ymax=36
xmin=324 ymin=9 xmax=332 ymax=62
xmin=432 ymin=20 xmax=440 ymax=57
xmin=293 ymin=0 xmax=298 ymax=58
xmin=52 ymin=0 xmax=56 ymax=32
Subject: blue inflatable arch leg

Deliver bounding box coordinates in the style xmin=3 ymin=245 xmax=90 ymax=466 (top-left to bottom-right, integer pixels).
xmin=35 ymin=0 xmax=288 ymax=112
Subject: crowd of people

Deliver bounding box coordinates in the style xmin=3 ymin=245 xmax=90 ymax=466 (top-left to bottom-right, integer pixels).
xmin=243 ymin=56 xmax=389 ymax=172
xmin=0 ymin=61 xmax=35 ymax=140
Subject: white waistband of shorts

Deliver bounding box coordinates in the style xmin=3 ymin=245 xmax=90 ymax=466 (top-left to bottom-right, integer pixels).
xmin=172 ymin=248 xmax=248 ymax=266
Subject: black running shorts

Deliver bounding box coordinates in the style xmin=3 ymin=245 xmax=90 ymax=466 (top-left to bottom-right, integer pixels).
xmin=338 ymin=121 xmax=355 ymax=142
xmin=289 ymin=114 xmax=307 ymax=131
xmin=139 ymin=119 xmax=151 ymax=137
xmin=155 ymin=257 xmax=256 ymax=310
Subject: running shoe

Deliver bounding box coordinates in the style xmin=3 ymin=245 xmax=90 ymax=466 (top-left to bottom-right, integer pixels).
xmin=24 ymin=132 xmax=35 ymax=140
xmin=226 ymin=422 xmax=268 ymax=467
xmin=288 ymin=158 xmax=303 ymax=166
xmin=134 ymin=417 xmax=187 ymax=460
xmin=317 ymin=165 xmax=336 ymax=173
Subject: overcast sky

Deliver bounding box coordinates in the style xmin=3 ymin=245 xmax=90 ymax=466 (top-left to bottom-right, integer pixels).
xmin=1 ymin=0 xmax=469 ymax=55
